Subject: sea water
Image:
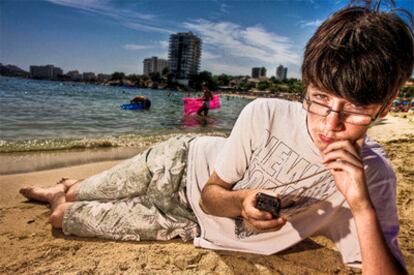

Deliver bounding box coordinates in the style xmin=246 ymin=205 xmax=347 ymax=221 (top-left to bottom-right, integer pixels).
xmin=0 ymin=77 xmax=251 ymax=153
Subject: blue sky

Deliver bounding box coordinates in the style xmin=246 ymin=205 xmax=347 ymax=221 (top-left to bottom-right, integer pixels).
xmin=1 ymin=0 xmax=413 ymax=78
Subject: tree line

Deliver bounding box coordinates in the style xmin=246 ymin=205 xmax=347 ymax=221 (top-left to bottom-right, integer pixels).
xmin=113 ymin=69 xmax=305 ymax=95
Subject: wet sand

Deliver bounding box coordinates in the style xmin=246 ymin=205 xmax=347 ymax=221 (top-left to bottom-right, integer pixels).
xmin=0 ymin=112 xmax=413 ymax=274
xmin=0 ymin=147 xmax=142 ymax=175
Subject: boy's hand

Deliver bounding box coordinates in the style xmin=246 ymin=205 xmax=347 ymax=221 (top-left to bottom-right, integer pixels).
xmin=240 ymin=190 xmax=287 ymax=232
xmin=321 ymin=138 xmax=373 ymax=213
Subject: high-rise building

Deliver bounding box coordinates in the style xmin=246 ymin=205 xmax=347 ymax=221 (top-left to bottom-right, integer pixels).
xmin=168 ymin=32 xmax=202 ymax=82
xmin=143 ymin=56 xmax=169 ymax=76
xmin=251 ymin=67 xmax=266 ymax=78
xmin=276 ymin=65 xmax=288 ymax=81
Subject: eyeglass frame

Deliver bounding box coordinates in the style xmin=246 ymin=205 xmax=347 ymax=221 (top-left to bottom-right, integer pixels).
xmin=302 ymin=96 xmax=388 ymax=126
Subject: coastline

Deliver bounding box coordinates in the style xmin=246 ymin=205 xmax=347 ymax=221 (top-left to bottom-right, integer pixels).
xmin=0 ymin=132 xmax=229 ymax=175
xmin=218 ymin=91 xmax=302 ymax=101
xmin=0 ymin=112 xmax=413 ymax=273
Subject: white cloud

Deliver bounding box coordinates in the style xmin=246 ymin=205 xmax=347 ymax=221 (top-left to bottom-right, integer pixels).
xmin=123 ymin=44 xmax=151 ymax=50
xmin=202 ymin=51 xmax=220 ymax=60
xmin=183 ymin=20 xmax=301 ymax=67
xmin=300 ymin=19 xmax=323 ymax=28
xmin=220 ymin=3 xmax=229 ymax=13
xmin=47 ymin=0 xmax=154 ymax=20
xmin=159 ymin=40 xmax=169 ymax=49
xmin=123 ymin=22 xmax=174 ymax=34
xmin=47 ymin=0 xmax=173 ymax=35
xmin=123 ymin=42 xmax=169 ymax=57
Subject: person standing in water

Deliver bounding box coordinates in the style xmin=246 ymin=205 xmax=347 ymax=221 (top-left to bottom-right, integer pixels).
xmin=197 ymin=83 xmax=213 ymax=116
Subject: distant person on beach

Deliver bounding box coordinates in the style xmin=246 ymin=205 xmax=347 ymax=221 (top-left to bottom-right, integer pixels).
xmin=130 ymin=95 xmax=151 ymax=110
xmin=20 ymin=1 xmax=412 ymax=273
xmin=197 ymin=83 xmax=213 ymax=116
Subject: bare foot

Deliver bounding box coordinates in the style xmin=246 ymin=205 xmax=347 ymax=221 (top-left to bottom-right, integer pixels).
xmin=19 ymin=178 xmax=78 ymax=203
xmin=20 ymin=185 xmax=64 ymax=203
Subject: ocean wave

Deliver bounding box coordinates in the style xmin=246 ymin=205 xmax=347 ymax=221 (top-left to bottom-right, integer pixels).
xmin=0 ymin=131 xmax=229 ymax=153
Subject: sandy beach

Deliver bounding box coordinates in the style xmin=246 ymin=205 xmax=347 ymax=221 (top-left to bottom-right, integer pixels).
xmin=0 ymin=112 xmax=413 ymax=274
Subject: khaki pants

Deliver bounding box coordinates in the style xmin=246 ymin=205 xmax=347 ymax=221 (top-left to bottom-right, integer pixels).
xmin=62 ymin=136 xmax=200 ymax=242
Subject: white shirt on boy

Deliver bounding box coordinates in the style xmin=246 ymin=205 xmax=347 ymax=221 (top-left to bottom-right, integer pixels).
xmin=186 ymin=98 xmax=404 ymax=268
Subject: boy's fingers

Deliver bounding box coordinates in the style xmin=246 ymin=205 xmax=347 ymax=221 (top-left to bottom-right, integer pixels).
xmin=248 ymin=217 xmax=286 ymax=230
xmin=323 ymin=140 xmax=360 ymax=160
xmin=243 ymin=205 xmax=272 ymax=220
xmin=322 ymin=150 xmax=364 ymax=168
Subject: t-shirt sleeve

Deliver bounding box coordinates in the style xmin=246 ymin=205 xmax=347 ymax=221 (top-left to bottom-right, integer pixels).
xmin=367 ymin=175 xmax=405 ymax=268
xmin=363 ymin=145 xmax=405 ymax=269
xmin=214 ymin=99 xmax=268 ymax=184
xmin=318 ymin=168 xmax=405 ymax=269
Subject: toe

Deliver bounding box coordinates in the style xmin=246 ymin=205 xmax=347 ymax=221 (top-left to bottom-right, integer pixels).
xmin=19 ymin=186 xmax=32 ymax=196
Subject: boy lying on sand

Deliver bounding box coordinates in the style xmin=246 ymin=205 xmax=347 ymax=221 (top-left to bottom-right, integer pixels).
xmin=21 ymin=1 xmax=413 ymax=273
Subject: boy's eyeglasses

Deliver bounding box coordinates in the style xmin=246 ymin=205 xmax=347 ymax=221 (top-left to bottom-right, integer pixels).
xmin=302 ymin=97 xmax=375 ymax=126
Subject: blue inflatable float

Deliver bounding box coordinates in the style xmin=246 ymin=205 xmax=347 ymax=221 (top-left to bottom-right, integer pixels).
xmin=120 ymin=103 xmax=145 ymax=110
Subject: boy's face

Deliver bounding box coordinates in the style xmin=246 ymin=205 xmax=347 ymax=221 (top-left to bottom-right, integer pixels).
xmin=305 ymin=85 xmax=389 ymax=152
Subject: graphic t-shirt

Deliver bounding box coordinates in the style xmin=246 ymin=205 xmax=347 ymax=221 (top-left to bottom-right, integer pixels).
xmin=186 ymin=98 xmax=404 ymax=268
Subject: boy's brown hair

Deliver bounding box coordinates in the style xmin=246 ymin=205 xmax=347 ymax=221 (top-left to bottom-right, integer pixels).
xmin=302 ymin=1 xmax=414 ymax=105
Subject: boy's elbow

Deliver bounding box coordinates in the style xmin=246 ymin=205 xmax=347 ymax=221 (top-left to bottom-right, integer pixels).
xmin=199 ymin=197 xmax=212 ymax=215
xmin=199 ymin=184 xmax=214 ymax=215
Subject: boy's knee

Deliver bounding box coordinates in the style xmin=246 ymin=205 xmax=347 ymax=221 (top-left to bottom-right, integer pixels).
xmin=49 ymin=203 xmax=69 ymax=228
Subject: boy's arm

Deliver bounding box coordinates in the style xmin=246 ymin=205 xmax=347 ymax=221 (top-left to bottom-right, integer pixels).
xmin=322 ymin=140 xmax=406 ymax=274
xmin=352 ymin=207 xmax=406 ymax=274
xmin=200 ymin=171 xmax=287 ymax=231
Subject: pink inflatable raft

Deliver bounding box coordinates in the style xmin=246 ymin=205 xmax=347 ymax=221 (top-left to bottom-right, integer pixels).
xmin=183 ymin=95 xmax=220 ymax=115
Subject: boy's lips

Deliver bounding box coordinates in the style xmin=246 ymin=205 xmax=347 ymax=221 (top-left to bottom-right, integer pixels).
xmin=319 ymin=134 xmax=337 ymax=144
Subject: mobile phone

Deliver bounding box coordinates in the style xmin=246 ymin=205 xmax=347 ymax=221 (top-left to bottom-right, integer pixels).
xmin=255 ymin=192 xmax=281 ymax=218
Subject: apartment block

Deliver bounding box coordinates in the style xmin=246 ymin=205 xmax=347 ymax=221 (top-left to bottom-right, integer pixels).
xmin=67 ymin=70 xmax=82 ymax=81
xmin=143 ymin=56 xmax=169 ymax=76
xmin=251 ymin=67 xmax=266 ymax=78
xmin=53 ymin=67 xmax=63 ymax=80
xmin=168 ymin=32 xmax=202 ymax=82
xmin=30 ymin=65 xmax=53 ymax=79
xmin=276 ymin=65 xmax=288 ymax=81
xmin=83 ymin=72 xmax=96 ymax=82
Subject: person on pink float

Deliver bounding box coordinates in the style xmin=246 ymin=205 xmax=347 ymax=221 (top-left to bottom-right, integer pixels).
xmin=20 ymin=1 xmax=413 ymax=273
xmin=197 ymin=82 xmax=214 ymax=116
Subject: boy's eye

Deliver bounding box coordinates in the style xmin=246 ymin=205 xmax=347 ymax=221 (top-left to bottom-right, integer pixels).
xmin=313 ymin=94 xmax=328 ymax=101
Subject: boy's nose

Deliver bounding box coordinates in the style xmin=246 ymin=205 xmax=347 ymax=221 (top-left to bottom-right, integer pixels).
xmin=325 ymin=111 xmax=344 ymax=130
